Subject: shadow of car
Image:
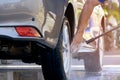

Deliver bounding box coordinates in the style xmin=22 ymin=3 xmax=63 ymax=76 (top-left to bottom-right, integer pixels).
xmin=0 ymin=0 xmax=76 ymax=80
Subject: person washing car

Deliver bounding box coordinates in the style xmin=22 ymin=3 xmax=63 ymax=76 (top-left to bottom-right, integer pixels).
xmin=71 ymin=0 xmax=107 ymax=55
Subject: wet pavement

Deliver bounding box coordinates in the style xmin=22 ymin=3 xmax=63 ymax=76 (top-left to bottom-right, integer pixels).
xmin=0 ymin=61 xmax=120 ymax=80
xmin=70 ymin=48 xmax=120 ymax=80
xmin=0 ymin=67 xmax=120 ymax=80
xmin=70 ymin=67 xmax=120 ymax=80
xmin=0 ymin=48 xmax=120 ymax=80
xmin=70 ymin=71 xmax=120 ymax=80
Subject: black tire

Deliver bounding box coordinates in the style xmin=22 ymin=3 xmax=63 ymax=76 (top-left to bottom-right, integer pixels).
xmin=41 ymin=18 xmax=71 ymax=80
xmin=84 ymin=31 xmax=104 ymax=72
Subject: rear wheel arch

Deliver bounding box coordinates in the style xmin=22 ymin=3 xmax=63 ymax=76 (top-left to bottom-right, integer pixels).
xmin=65 ymin=3 xmax=75 ymax=43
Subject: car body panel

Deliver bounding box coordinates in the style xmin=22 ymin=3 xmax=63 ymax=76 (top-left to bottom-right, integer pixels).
xmin=0 ymin=0 xmax=69 ymax=48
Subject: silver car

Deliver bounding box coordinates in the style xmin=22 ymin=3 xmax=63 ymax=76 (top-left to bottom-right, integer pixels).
xmin=0 ymin=0 xmax=75 ymax=80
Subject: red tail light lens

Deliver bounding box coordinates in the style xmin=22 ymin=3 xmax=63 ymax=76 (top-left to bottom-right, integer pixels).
xmin=15 ymin=26 xmax=40 ymax=37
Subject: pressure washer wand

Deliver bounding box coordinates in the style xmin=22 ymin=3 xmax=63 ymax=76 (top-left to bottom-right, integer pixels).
xmin=86 ymin=24 xmax=120 ymax=44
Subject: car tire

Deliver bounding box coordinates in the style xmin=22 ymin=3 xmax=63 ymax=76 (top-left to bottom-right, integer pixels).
xmin=84 ymin=31 xmax=104 ymax=72
xmin=41 ymin=18 xmax=71 ymax=80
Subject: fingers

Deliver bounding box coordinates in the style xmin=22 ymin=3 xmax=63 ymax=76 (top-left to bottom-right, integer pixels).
xmin=70 ymin=32 xmax=82 ymax=54
xmin=70 ymin=41 xmax=79 ymax=54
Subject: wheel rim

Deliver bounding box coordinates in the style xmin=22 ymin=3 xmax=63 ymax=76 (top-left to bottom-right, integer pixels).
xmin=62 ymin=21 xmax=71 ymax=74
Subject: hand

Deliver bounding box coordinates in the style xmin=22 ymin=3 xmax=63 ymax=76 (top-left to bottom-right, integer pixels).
xmin=70 ymin=30 xmax=84 ymax=57
xmin=70 ymin=42 xmax=79 ymax=54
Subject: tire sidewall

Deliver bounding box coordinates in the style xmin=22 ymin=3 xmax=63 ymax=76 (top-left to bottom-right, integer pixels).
xmin=56 ymin=18 xmax=71 ymax=79
xmin=41 ymin=18 xmax=71 ymax=80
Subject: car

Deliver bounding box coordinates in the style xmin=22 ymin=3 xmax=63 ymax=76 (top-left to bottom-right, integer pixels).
xmin=74 ymin=1 xmax=105 ymax=72
xmin=0 ymin=0 xmax=76 ymax=80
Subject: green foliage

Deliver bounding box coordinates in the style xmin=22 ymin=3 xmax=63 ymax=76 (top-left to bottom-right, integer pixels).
xmin=103 ymin=2 xmax=120 ymax=22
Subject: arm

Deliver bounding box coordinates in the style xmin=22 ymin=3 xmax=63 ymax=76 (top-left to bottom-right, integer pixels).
xmin=71 ymin=0 xmax=101 ymax=54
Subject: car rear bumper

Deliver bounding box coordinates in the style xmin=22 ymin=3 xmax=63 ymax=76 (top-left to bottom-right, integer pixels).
xmin=0 ymin=35 xmax=53 ymax=59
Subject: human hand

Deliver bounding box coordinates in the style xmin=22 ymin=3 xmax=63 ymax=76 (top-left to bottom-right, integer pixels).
xmin=70 ymin=39 xmax=80 ymax=58
xmin=70 ymin=43 xmax=79 ymax=54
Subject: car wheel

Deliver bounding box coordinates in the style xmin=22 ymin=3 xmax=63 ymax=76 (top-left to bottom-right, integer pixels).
xmin=41 ymin=18 xmax=71 ymax=80
xmin=84 ymin=31 xmax=104 ymax=72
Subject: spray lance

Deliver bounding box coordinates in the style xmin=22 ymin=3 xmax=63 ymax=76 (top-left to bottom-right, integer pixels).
xmin=86 ymin=24 xmax=120 ymax=44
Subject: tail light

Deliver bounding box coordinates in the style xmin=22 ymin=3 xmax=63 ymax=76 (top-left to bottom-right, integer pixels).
xmin=15 ymin=26 xmax=41 ymax=37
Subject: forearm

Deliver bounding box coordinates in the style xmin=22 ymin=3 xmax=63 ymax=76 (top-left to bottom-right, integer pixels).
xmin=76 ymin=0 xmax=100 ymax=43
xmin=77 ymin=2 xmax=94 ymax=33
xmin=71 ymin=0 xmax=107 ymax=55
xmin=71 ymin=0 xmax=101 ymax=54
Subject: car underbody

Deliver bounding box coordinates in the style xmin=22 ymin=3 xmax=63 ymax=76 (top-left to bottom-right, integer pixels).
xmin=0 ymin=37 xmax=52 ymax=65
